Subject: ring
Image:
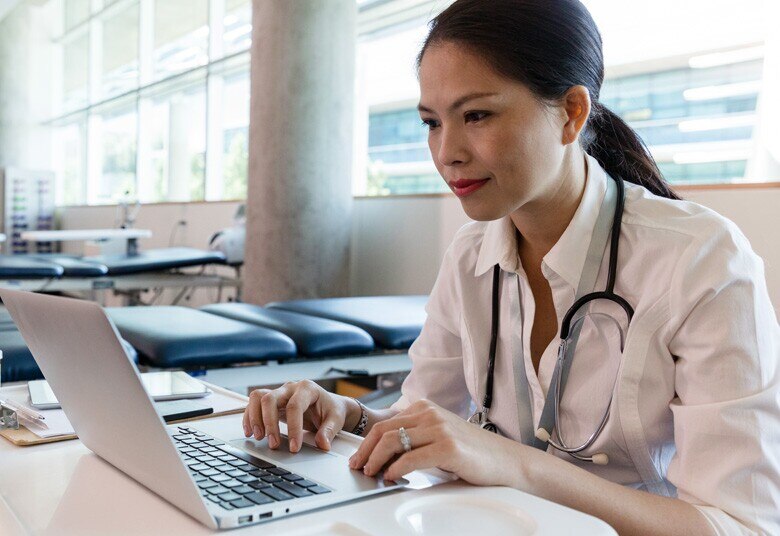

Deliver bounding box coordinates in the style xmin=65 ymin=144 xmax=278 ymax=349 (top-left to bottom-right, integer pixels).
xmin=398 ymin=427 xmax=412 ymax=453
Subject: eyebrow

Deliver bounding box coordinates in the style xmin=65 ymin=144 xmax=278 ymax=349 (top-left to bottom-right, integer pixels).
xmin=417 ymin=92 xmax=499 ymax=114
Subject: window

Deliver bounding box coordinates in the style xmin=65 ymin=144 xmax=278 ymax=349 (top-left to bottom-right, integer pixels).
xmin=49 ymin=0 xmax=251 ymax=206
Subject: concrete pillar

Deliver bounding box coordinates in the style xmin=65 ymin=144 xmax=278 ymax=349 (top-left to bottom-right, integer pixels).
xmin=244 ymin=0 xmax=356 ymax=304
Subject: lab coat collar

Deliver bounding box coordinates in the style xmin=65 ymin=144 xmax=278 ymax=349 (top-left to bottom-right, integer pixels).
xmin=473 ymin=153 xmax=608 ymax=292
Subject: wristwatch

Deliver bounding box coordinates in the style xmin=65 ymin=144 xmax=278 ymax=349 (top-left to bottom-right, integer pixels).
xmin=350 ymin=397 xmax=368 ymax=436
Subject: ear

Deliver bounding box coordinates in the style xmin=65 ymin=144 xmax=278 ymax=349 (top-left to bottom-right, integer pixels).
xmin=561 ymin=85 xmax=591 ymax=145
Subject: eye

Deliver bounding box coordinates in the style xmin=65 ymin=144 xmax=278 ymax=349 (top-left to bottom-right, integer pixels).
xmin=421 ymin=118 xmax=440 ymax=130
xmin=465 ymin=111 xmax=490 ymax=123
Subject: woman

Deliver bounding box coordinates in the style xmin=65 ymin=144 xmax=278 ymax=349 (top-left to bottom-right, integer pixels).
xmin=243 ymin=0 xmax=780 ymax=533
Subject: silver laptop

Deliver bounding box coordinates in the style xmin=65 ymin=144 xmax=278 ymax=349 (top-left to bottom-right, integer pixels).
xmin=1 ymin=289 xmax=407 ymax=529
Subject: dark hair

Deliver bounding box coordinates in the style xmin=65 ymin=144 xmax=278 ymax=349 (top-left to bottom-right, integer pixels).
xmin=418 ymin=0 xmax=680 ymax=200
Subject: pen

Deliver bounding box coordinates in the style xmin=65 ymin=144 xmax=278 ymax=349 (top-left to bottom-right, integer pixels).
xmin=326 ymin=367 xmax=370 ymax=377
xmin=0 ymin=398 xmax=48 ymax=426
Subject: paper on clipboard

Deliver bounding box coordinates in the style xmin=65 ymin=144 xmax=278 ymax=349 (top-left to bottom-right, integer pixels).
xmin=0 ymin=383 xmax=247 ymax=439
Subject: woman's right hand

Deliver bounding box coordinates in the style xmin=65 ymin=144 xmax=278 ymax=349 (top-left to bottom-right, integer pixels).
xmin=242 ymin=380 xmax=357 ymax=453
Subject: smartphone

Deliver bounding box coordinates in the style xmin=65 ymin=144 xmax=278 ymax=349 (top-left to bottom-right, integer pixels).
xmin=155 ymin=400 xmax=213 ymax=422
xmin=28 ymin=371 xmax=211 ymax=409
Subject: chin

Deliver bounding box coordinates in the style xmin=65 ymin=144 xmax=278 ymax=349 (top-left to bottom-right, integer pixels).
xmin=460 ymin=200 xmax=506 ymax=222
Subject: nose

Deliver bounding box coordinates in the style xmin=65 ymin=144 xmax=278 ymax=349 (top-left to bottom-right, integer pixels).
xmin=435 ymin=125 xmax=469 ymax=167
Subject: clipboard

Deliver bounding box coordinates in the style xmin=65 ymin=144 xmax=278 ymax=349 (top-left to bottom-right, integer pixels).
xmin=0 ymin=380 xmax=248 ymax=447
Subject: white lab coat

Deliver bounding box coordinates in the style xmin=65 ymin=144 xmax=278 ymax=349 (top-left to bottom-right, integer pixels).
xmin=392 ymin=153 xmax=780 ymax=534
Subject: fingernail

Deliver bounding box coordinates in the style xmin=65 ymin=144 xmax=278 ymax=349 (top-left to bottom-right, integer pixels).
xmin=363 ymin=466 xmax=370 ymax=475
xmin=348 ymin=456 xmax=355 ymax=468
xmin=290 ymin=438 xmax=299 ymax=452
xmin=243 ymin=424 xmax=250 ymax=437
xmin=252 ymin=425 xmax=261 ymax=439
xmin=269 ymin=435 xmax=279 ymax=449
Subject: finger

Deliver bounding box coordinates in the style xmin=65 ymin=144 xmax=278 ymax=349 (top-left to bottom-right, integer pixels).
xmin=260 ymin=385 xmax=294 ymax=449
xmin=349 ymin=415 xmax=422 ymax=469
xmin=285 ymin=387 xmax=317 ymax=453
xmin=246 ymin=389 xmax=270 ymax=439
xmin=383 ymin=444 xmax=441 ymax=482
xmin=315 ymin=411 xmax=345 ymax=451
xmin=362 ymin=426 xmax=432 ymax=477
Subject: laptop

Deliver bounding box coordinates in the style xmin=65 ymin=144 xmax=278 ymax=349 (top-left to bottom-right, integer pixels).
xmin=1 ymin=289 xmax=408 ymax=529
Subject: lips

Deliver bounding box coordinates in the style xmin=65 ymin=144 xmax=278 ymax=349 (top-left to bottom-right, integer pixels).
xmin=449 ymin=178 xmax=490 ymax=198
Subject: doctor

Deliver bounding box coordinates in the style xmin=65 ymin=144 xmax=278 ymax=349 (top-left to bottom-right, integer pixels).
xmin=243 ymin=0 xmax=780 ymax=533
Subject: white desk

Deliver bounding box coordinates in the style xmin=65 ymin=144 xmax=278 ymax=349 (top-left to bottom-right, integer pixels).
xmin=19 ymin=229 xmax=152 ymax=242
xmin=0 ymin=414 xmax=616 ymax=535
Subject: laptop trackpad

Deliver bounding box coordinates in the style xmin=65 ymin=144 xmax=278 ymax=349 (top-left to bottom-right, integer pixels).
xmin=230 ymin=436 xmax=338 ymax=464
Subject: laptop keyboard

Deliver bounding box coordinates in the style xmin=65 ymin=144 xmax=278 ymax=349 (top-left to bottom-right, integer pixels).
xmin=172 ymin=426 xmax=331 ymax=512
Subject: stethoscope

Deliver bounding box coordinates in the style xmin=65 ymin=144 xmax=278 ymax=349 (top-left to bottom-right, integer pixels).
xmin=468 ymin=174 xmax=634 ymax=465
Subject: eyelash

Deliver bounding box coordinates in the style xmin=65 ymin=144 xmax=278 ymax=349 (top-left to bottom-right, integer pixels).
xmin=420 ymin=111 xmax=491 ymax=130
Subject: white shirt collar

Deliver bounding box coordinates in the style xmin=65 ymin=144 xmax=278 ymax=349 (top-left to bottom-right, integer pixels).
xmin=474 ymin=153 xmax=608 ymax=291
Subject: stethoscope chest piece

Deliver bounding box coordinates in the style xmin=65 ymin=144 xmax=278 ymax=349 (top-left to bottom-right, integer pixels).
xmin=468 ymin=410 xmax=499 ymax=434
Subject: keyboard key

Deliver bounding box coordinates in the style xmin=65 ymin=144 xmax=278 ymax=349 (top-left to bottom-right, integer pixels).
xmin=230 ymin=498 xmax=255 ymax=509
xmin=237 ymin=464 xmax=255 ymax=472
xmin=248 ymin=469 xmax=268 ymax=478
xmin=211 ymin=474 xmax=230 ymax=482
xmin=195 ymin=455 xmax=215 ymax=463
xmin=232 ymin=485 xmax=255 ymax=495
xmin=222 ymin=479 xmax=243 ymax=488
xmin=218 ymin=492 xmax=241 ymax=502
xmin=308 ymin=485 xmax=331 ymax=494
xmin=200 ymin=469 xmax=220 ymax=477
xmin=206 ymin=495 xmax=222 ymax=504
xmin=205 ymin=460 xmax=225 ymax=467
xmin=227 ymin=460 xmax=246 ymax=467
xmin=295 ymin=479 xmax=317 ymax=488
xmin=275 ymin=482 xmax=313 ymax=498
xmin=245 ymin=491 xmax=274 ymax=505
xmin=216 ymin=445 xmax=276 ymax=469
xmin=216 ymin=454 xmax=235 ymax=462
xmin=190 ymin=442 xmax=208 ymax=449
xmin=282 ymin=473 xmax=303 ymax=482
xmin=237 ymin=474 xmax=256 ymax=484
xmin=193 ymin=475 xmax=208 ymax=483
xmin=267 ymin=467 xmax=290 ymax=476
xmin=227 ymin=469 xmax=245 ymax=478
xmin=201 ymin=447 xmax=219 ymax=454
xmin=182 ymin=438 xmax=199 ymax=445
xmin=219 ymin=501 xmax=234 ymax=510
xmin=198 ymin=480 xmax=219 ymax=489
xmin=261 ymin=476 xmax=282 ymax=483
xmin=249 ymin=480 xmax=271 ymax=490
xmin=190 ymin=464 xmax=210 ymax=471
xmin=204 ymin=439 xmax=222 ymax=446
xmin=261 ymin=487 xmax=294 ymax=501
xmin=179 ymin=447 xmax=196 ymax=454
xmin=208 ymin=486 xmax=229 ymax=495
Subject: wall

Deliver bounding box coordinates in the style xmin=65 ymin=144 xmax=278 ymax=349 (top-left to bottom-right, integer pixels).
xmin=58 ymin=187 xmax=778 ymax=316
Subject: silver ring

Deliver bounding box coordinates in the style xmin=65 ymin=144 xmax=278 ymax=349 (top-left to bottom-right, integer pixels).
xmin=398 ymin=427 xmax=412 ymax=453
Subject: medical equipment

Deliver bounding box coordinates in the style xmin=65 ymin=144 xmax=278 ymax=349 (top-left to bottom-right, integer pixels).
xmin=469 ymin=174 xmax=634 ymax=465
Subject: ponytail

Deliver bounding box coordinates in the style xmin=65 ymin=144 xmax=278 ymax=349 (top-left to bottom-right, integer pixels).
xmin=585 ymin=103 xmax=680 ymax=200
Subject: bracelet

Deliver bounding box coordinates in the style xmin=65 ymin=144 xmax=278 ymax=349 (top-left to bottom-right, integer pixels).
xmin=350 ymin=398 xmax=368 ymax=437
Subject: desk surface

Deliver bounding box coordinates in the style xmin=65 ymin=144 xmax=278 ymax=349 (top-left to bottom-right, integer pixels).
xmin=0 ymin=414 xmax=616 ymax=535
xmin=20 ymin=229 xmax=152 ymax=242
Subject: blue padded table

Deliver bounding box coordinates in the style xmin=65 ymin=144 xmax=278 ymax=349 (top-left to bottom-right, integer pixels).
xmin=266 ymin=296 xmax=428 ymax=350
xmin=106 ymin=306 xmax=297 ymax=368
xmin=27 ymin=254 xmax=109 ymax=277
xmin=0 ymin=256 xmax=64 ymax=279
xmin=0 ymin=311 xmax=138 ymax=383
xmin=84 ymin=248 xmax=226 ymax=276
xmin=200 ymin=303 xmax=376 ymax=358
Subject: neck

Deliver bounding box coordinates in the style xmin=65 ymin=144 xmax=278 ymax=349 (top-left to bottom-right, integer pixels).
xmin=510 ymin=149 xmax=588 ymax=260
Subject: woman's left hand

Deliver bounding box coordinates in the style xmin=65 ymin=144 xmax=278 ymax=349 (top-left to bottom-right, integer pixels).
xmin=348 ymin=399 xmax=519 ymax=486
